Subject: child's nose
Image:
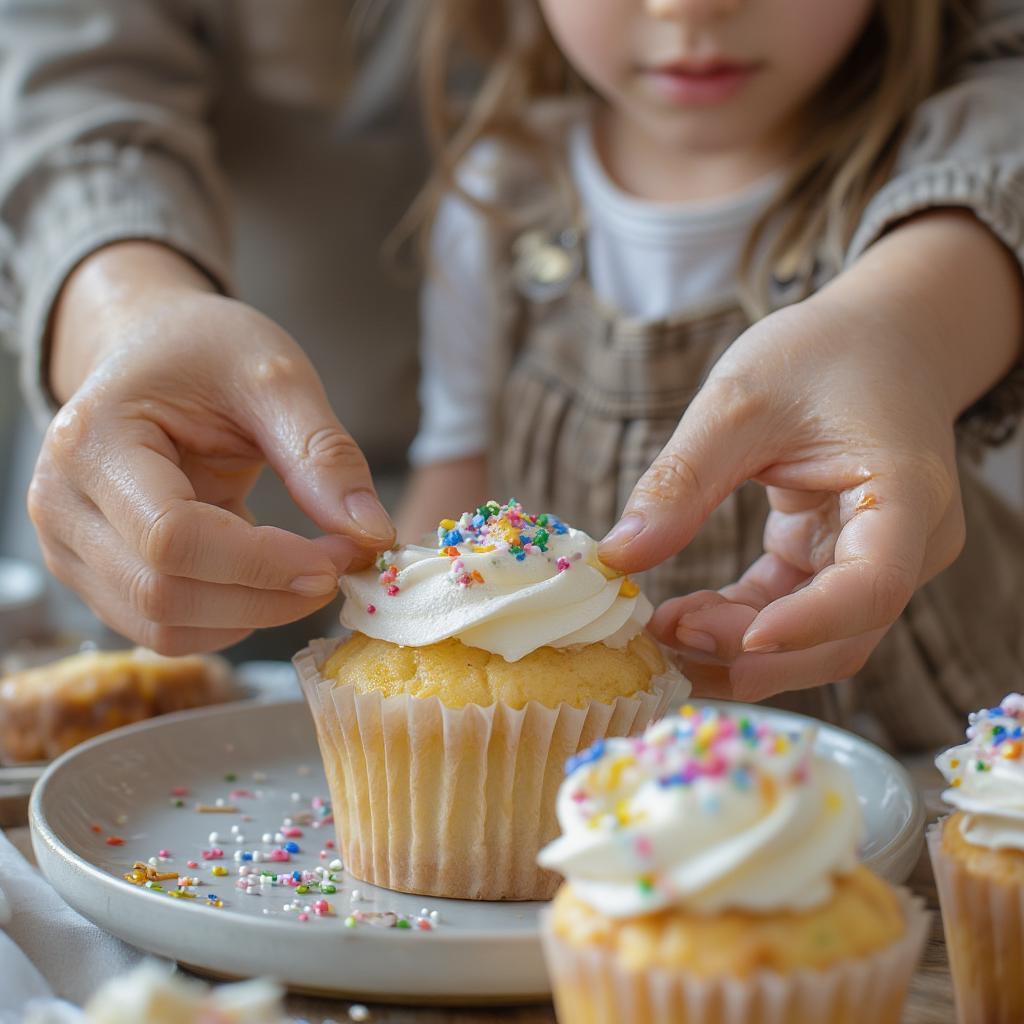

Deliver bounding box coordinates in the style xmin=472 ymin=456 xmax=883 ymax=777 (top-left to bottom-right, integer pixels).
xmin=644 ymin=0 xmax=743 ymax=19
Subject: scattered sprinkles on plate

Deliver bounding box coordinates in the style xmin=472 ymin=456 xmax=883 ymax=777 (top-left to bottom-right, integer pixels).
xmin=99 ymin=766 xmax=443 ymax=932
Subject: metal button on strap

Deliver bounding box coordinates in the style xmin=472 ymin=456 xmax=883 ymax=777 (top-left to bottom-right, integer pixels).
xmin=513 ymin=227 xmax=582 ymax=302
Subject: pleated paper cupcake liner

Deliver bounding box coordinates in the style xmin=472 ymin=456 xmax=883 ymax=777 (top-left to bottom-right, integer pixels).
xmin=539 ymin=889 xmax=928 ymax=1024
xmin=928 ymin=818 xmax=1024 ymax=1024
xmin=294 ymin=636 xmax=687 ymax=901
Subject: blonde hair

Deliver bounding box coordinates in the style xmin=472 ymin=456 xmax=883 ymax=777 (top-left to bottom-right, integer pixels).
xmin=416 ymin=0 xmax=978 ymax=316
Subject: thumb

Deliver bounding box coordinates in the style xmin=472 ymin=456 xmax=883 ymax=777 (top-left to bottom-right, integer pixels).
xmin=241 ymin=359 xmax=396 ymax=551
xmin=599 ymin=376 xmax=770 ymax=572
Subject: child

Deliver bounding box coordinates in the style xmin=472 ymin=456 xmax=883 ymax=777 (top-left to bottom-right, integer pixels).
xmin=399 ymin=0 xmax=1024 ymax=749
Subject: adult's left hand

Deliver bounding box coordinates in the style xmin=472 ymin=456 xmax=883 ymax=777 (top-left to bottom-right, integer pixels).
xmin=599 ymin=213 xmax=1022 ymax=703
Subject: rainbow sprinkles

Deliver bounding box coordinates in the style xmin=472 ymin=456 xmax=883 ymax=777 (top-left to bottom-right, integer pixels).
xmin=372 ymin=499 xmax=641 ymax=600
xmin=376 ymin=499 xmax=574 ymax=597
xmin=561 ymin=705 xmax=804 ymax=838
xmin=343 ymin=498 xmax=652 ymax=662
xmin=538 ymin=704 xmax=862 ymax=917
xmin=939 ymin=694 xmax=1024 ymax=790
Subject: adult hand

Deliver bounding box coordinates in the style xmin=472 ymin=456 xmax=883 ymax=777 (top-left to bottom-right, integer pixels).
xmin=28 ymin=242 xmax=395 ymax=654
xmin=599 ymin=292 xmax=965 ymax=702
xmin=598 ymin=212 xmax=1022 ymax=703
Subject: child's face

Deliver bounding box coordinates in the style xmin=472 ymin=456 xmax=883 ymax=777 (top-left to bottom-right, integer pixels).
xmin=538 ymin=0 xmax=874 ymax=157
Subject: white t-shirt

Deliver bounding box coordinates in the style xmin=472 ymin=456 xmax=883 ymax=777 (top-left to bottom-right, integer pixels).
xmin=409 ymin=116 xmax=780 ymax=467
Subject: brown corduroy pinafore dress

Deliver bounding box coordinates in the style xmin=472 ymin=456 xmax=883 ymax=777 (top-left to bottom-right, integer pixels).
xmin=488 ymin=165 xmax=1024 ymax=753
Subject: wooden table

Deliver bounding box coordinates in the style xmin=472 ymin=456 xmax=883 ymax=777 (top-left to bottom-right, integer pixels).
xmin=5 ymin=756 xmax=953 ymax=1024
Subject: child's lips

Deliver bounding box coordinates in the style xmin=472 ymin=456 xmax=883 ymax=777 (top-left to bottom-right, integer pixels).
xmin=641 ymin=59 xmax=761 ymax=107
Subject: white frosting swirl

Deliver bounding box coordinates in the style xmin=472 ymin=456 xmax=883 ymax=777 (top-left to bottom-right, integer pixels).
xmin=537 ymin=708 xmax=862 ymax=917
xmin=936 ymin=693 xmax=1024 ymax=851
xmin=339 ymin=516 xmax=651 ymax=662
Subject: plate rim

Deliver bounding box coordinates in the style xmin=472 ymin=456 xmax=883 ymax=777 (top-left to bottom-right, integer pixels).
xmin=28 ymin=698 xmax=547 ymax=948
xmin=28 ymin=695 xmax=925 ymax=986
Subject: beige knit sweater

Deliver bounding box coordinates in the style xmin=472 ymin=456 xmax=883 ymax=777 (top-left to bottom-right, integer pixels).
xmin=1 ymin=1 xmax=1023 ymax=435
xmin=0 ymin=0 xmax=428 ymax=461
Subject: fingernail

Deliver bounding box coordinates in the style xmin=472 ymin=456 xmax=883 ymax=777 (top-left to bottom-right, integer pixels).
xmin=742 ymin=635 xmax=781 ymax=654
xmin=680 ymin=609 xmax=716 ymax=628
xmin=344 ymin=491 xmax=394 ymax=541
xmin=675 ymin=627 xmax=717 ymax=654
xmin=600 ymin=513 xmax=645 ymax=549
xmin=290 ymin=574 xmax=338 ymax=597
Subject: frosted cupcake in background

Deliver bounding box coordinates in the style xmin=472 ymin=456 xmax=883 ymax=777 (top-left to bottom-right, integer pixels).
xmin=931 ymin=694 xmax=1024 ymax=1024
xmin=537 ymin=706 xmax=928 ymax=1024
xmin=294 ymin=500 xmax=687 ymax=901
xmin=84 ymin=962 xmax=287 ymax=1023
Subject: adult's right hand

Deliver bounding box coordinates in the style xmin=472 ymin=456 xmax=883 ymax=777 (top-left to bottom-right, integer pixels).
xmin=28 ymin=241 xmax=395 ymax=654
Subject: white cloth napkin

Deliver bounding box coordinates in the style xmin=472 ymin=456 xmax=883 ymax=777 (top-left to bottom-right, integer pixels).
xmin=0 ymin=827 xmax=159 ymax=1021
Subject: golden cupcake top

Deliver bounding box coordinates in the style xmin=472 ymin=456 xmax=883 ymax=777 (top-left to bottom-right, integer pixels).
xmin=339 ymin=499 xmax=652 ymax=662
xmin=548 ymin=866 xmax=905 ymax=975
xmin=322 ymin=631 xmax=666 ymax=710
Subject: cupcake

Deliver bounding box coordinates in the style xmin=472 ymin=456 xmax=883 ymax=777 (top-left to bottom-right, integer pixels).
xmin=931 ymin=693 xmax=1024 ymax=1024
xmin=537 ymin=706 xmax=928 ymax=1024
xmin=294 ymin=500 xmax=687 ymax=901
xmin=0 ymin=647 xmax=233 ymax=763
xmin=83 ymin=962 xmax=287 ymax=1023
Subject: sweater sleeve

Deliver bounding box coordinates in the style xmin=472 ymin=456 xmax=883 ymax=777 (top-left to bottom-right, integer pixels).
xmin=0 ymin=0 xmax=233 ymax=425
xmin=846 ymin=0 xmax=1024 ymax=448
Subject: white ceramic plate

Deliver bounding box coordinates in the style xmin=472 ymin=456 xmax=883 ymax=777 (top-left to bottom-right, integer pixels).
xmin=30 ymin=697 xmax=924 ymax=1003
